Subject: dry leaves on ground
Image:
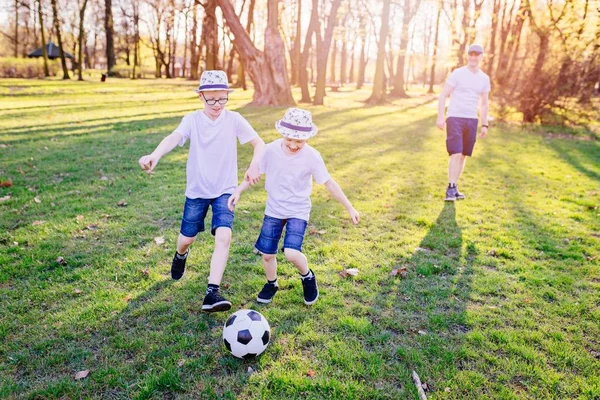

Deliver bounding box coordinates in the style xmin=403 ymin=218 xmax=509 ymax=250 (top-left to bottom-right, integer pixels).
xmin=154 ymin=236 xmax=165 ymax=245
xmin=74 ymin=370 xmax=89 ymax=380
xmin=339 ymin=268 xmax=359 ymax=278
xmin=390 ymin=266 xmax=408 ymax=279
xmin=306 ymin=369 xmax=316 ymax=377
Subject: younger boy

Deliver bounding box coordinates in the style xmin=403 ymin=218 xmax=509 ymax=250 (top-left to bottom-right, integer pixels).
xmin=227 ymin=108 xmax=359 ymax=305
xmin=138 ymin=70 xmax=265 ymax=312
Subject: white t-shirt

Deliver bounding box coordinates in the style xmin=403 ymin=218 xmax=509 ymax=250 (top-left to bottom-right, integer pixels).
xmin=174 ymin=109 xmax=258 ymax=199
xmin=446 ymin=66 xmax=491 ymax=119
xmin=259 ymin=139 xmax=331 ymax=221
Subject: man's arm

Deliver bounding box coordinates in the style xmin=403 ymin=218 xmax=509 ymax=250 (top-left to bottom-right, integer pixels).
xmin=244 ymin=136 xmax=265 ymax=185
xmin=138 ymin=132 xmax=183 ymax=173
xmin=436 ymin=83 xmax=454 ymax=130
xmin=324 ymin=179 xmax=360 ymax=224
xmin=479 ymin=91 xmax=489 ymax=138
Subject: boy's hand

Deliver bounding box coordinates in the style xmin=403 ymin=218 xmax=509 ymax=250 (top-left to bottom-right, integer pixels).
xmin=348 ymin=207 xmax=360 ymax=224
xmin=139 ymin=154 xmax=160 ymax=174
xmin=227 ymin=192 xmax=241 ymax=212
xmin=436 ymin=116 xmax=445 ymax=130
xmin=244 ymin=164 xmax=261 ymax=185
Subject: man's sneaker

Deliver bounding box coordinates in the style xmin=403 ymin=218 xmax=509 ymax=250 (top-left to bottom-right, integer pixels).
xmin=444 ymin=186 xmax=457 ymax=202
xmin=455 ymin=187 xmax=466 ymax=200
xmin=300 ymin=270 xmax=319 ymax=305
xmin=171 ymin=250 xmax=188 ymax=280
xmin=201 ymin=290 xmax=232 ymax=312
xmin=256 ymin=282 xmax=279 ymax=304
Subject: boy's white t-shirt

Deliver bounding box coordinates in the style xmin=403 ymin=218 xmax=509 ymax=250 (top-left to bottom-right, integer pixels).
xmin=260 ymin=138 xmax=331 ymax=222
xmin=174 ymin=109 xmax=258 ymax=199
xmin=446 ymin=66 xmax=491 ymax=119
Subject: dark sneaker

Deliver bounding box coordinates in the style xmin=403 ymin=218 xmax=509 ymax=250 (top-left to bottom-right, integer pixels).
xmin=455 ymin=187 xmax=466 ymax=200
xmin=171 ymin=250 xmax=188 ymax=280
xmin=257 ymin=282 xmax=279 ymax=304
xmin=300 ymin=270 xmax=319 ymax=305
xmin=444 ymin=186 xmax=457 ymax=202
xmin=202 ymin=290 xmax=232 ymax=312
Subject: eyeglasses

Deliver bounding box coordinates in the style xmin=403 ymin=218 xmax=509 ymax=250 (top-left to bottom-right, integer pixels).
xmin=201 ymin=93 xmax=228 ymax=105
xmin=468 ymin=52 xmax=481 ymax=57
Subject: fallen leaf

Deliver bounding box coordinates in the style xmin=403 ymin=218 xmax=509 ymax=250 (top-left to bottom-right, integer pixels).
xmin=221 ymin=283 xmax=230 ymax=289
xmin=86 ymin=224 xmax=98 ymax=231
xmin=100 ymin=176 xmax=109 ymax=181
xmin=415 ymin=247 xmax=430 ymax=253
xmin=141 ymin=268 xmax=149 ymax=276
xmin=418 ymin=330 xmax=427 ymax=336
xmin=117 ymin=199 xmax=127 ymax=207
xmin=32 ymin=220 xmax=45 ymax=226
xmin=306 ymin=369 xmax=316 ymax=377
xmin=74 ymin=370 xmax=89 ymax=380
xmin=154 ymin=236 xmax=165 ymax=245
xmin=177 ymin=359 xmax=186 ymax=367
xmin=247 ymin=366 xmax=254 ymax=374
xmin=34 ymin=196 xmax=41 ymax=203
xmin=317 ymin=230 xmax=327 ymax=235
xmin=0 ymin=195 xmax=10 ymax=202
xmin=445 ymin=387 xmax=451 ymax=393
xmin=0 ymin=180 xmax=12 ymax=188
xmin=124 ymin=294 xmax=132 ymax=302
xmin=76 ymin=215 xmax=84 ymax=223
xmin=422 ymin=382 xmax=428 ymax=391
xmin=339 ymin=268 xmax=359 ymax=278
xmin=74 ymin=288 xmax=83 ymax=294
xmin=242 ymin=210 xmax=250 ymax=214
xmin=0 ymin=143 xmax=9 ymax=148
xmin=57 ymin=256 xmax=67 ymax=265
xmin=390 ymin=266 xmax=408 ymax=278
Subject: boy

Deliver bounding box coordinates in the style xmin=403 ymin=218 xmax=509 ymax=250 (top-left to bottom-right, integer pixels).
xmin=227 ymin=108 xmax=359 ymax=306
xmin=138 ymin=70 xmax=265 ymax=312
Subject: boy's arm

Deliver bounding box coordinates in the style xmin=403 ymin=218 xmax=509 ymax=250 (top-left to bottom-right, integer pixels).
xmin=139 ymin=132 xmax=182 ymax=174
xmin=324 ymin=179 xmax=360 ymax=224
xmin=227 ymin=179 xmax=252 ymax=211
xmin=479 ymin=91 xmax=489 ymax=138
xmin=244 ymin=137 xmax=266 ymax=185
xmin=436 ymin=83 xmax=454 ymax=130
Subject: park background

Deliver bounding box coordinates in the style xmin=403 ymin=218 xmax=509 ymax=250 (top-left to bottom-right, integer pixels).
xmin=1 ymin=0 xmax=600 ymax=398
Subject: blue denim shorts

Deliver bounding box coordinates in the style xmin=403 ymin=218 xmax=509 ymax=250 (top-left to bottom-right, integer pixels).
xmin=180 ymin=194 xmax=234 ymax=237
xmin=446 ymin=117 xmax=479 ymax=156
xmin=255 ymin=215 xmax=308 ymax=255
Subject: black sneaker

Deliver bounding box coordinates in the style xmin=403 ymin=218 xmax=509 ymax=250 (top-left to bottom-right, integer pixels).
xmin=455 ymin=187 xmax=466 ymax=200
xmin=257 ymin=282 xmax=279 ymax=304
xmin=201 ymin=290 xmax=232 ymax=312
xmin=300 ymin=270 xmax=319 ymax=305
xmin=444 ymin=186 xmax=457 ymax=202
xmin=171 ymin=250 xmax=188 ymax=280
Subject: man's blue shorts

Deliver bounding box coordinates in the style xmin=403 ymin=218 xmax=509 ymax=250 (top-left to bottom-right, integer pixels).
xmin=446 ymin=117 xmax=478 ymax=156
xmin=180 ymin=194 xmax=234 ymax=237
xmin=255 ymin=215 xmax=308 ymax=255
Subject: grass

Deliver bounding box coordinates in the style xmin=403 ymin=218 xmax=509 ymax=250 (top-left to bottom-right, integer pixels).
xmin=0 ymin=78 xmax=599 ymax=399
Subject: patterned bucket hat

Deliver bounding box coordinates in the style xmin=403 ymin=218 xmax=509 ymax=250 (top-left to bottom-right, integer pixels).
xmin=275 ymin=108 xmax=318 ymax=139
xmin=194 ymin=70 xmax=234 ymax=93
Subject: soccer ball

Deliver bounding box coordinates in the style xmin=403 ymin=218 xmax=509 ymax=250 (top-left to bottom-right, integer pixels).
xmin=223 ymin=309 xmax=271 ymax=359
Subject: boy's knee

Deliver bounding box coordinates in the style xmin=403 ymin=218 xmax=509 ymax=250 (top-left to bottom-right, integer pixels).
xmin=284 ymin=248 xmax=301 ymax=262
xmin=214 ymin=228 xmax=232 ymax=247
xmin=262 ymin=253 xmax=275 ymax=263
xmin=178 ymin=234 xmax=196 ymax=247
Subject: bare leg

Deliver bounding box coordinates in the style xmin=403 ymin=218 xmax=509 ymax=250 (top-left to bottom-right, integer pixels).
xmin=283 ymin=248 xmax=309 ymax=275
xmin=176 ymin=234 xmax=196 ymax=254
xmin=207 ymin=227 xmax=232 ymax=285
xmin=262 ymin=254 xmax=278 ymax=281
xmin=448 ymin=153 xmax=467 ymax=184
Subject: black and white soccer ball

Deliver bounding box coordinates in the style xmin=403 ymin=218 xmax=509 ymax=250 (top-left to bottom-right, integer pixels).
xmin=223 ymin=309 xmax=271 ymax=359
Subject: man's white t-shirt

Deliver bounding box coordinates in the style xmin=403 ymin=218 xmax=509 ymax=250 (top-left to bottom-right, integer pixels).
xmin=446 ymin=66 xmax=491 ymax=119
xmin=174 ymin=109 xmax=258 ymax=199
xmin=259 ymin=139 xmax=331 ymax=222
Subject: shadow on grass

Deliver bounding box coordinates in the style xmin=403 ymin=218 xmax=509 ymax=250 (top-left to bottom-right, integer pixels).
xmin=546 ymin=138 xmax=600 ymax=182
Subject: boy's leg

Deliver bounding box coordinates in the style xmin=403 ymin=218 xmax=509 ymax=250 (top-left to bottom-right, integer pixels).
xmin=283 ymin=219 xmax=317 ymax=305
xmin=207 ymin=227 xmax=232 ymax=285
xmin=173 ymin=197 xmax=210 ymax=280
xmin=254 ymin=216 xmax=285 ymax=304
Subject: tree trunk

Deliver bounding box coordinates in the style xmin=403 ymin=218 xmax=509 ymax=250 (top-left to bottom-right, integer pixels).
xmin=216 ymin=0 xmax=294 ymax=106
xmin=132 ymin=1 xmax=139 ymax=79
xmin=356 ymin=13 xmax=368 ymax=89
xmin=330 ymin=37 xmax=337 ymax=84
xmin=37 ymin=0 xmax=49 ymax=77
xmin=189 ymin=1 xmax=199 ymax=80
xmin=299 ymin=0 xmax=317 ymax=102
xmin=203 ymin=0 xmax=220 ymax=70
xmin=51 ymin=0 xmax=69 ymax=79
xmin=389 ymin=0 xmax=413 ymax=97
xmin=366 ymin=0 xmax=391 ymax=104
xmin=78 ymin=0 xmax=89 ymax=81
xmin=290 ymin=0 xmax=302 ymax=85
xmin=14 ymin=0 xmax=19 ymax=58
xmin=236 ymin=0 xmax=255 ymax=89
xmin=313 ymin=0 xmax=342 ymax=105
xmin=340 ymin=28 xmax=347 ymax=84
xmin=487 ymin=0 xmax=501 ymax=81
xmin=428 ymin=1 xmax=441 ymax=94
xmin=105 ymin=0 xmax=115 ymax=74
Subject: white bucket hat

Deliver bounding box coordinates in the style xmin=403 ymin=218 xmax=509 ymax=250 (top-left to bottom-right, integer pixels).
xmin=194 ymin=70 xmax=234 ymax=93
xmin=275 ymin=108 xmax=318 ymax=140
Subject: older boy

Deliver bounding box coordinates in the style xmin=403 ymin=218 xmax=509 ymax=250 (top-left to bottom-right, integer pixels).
xmin=139 ymin=70 xmax=265 ymax=312
xmin=228 ymin=108 xmax=359 ymax=306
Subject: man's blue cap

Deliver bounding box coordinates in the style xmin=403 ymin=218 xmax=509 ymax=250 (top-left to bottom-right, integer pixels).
xmin=468 ymin=44 xmax=484 ymax=54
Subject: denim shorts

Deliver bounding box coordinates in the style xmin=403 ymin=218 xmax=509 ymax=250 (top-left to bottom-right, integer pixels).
xmin=180 ymin=194 xmax=234 ymax=237
xmin=446 ymin=117 xmax=479 ymax=156
xmin=255 ymin=215 xmax=308 ymax=255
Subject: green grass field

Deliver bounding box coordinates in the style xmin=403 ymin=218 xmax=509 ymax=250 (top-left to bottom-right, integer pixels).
xmin=1 ymin=78 xmax=599 ymax=399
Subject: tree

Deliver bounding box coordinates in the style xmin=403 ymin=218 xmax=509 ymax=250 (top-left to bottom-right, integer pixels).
xmin=290 ymin=0 xmax=302 ymax=85
xmin=105 ymin=0 xmax=116 ymax=74
xmin=202 ymin=0 xmax=220 ymax=70
xmin=428 ymin=0 xmax=442 ymax=94
xmin=298 ymin=0 xmax=319 ymax=102
xmin=366 ymin=0 xmax=391 ymax=104
xmin=50 ymin=0 xmax=69 ymax=79
xmin=37 ymin=0 xmax=50 ymax=77
xmin=77 ymin=0 xmax=89 ymax=81
xmin=313 ymin=0 xmax=342 ymax=105
xmin=389 ymin=0 xmax=420 ymax=97
xmin=216 ymin=0 xmax=295 ymax=106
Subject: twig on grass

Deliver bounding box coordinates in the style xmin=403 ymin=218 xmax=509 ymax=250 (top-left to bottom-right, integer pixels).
xmin=411 ymin=370 xmax=427 ymax=400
